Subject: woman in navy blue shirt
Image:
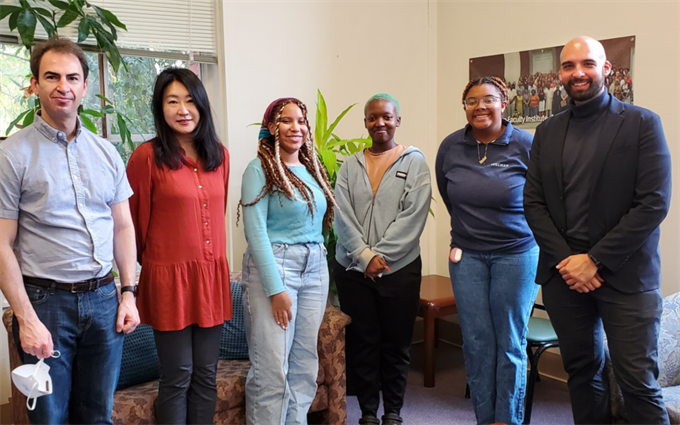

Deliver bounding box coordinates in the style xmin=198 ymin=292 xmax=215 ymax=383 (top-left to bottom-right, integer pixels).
xmin=435 ymin=76 xmax=538 ymax=425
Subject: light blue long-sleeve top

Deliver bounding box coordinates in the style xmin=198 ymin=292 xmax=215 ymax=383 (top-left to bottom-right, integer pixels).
xmin=241 ymin=158 xmax=326 ymax=296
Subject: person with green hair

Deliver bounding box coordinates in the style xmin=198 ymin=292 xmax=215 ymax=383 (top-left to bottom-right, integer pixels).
xmin=333 ymin=93 xmax=432 ymax=425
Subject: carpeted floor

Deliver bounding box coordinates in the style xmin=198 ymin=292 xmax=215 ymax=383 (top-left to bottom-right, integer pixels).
xmin=346 ymin=342 xmax=574 ymax=425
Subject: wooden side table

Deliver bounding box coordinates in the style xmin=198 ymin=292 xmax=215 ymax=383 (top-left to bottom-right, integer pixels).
xmin=417 ymin=274 xmax=457 ymax=387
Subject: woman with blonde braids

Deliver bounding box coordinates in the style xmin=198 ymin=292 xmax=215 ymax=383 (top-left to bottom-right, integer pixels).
xmin=240 ymin=97 xmax=334 ymax=425
xmin=435 ymin=76 xmax=538 ymax=425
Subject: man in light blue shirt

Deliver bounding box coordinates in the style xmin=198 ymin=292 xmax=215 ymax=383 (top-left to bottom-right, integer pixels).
xmin=0 ymin=37 xmax=140 ymax=424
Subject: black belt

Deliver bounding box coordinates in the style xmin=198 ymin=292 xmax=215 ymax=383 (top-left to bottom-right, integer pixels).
xmin=23 ymin=272 xmax=114 ymax=293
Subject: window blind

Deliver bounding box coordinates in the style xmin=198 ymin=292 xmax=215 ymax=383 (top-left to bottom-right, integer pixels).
xmin=0 ymin=0 xmax=216 ymax=59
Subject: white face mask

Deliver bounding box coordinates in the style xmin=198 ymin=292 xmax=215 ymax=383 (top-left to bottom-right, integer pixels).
xmin=11 ymin=352 xmax=60 ymax=411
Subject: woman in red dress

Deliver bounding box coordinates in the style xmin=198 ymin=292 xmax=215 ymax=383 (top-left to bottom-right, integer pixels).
xmin=127 ymin=68 xmax=231 ymax=424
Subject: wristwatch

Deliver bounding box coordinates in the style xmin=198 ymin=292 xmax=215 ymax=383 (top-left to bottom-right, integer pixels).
xmin=120 ymin=285 xmax=138 ymax=297
xmin=587 ymin=253 xmax=602 ymax=269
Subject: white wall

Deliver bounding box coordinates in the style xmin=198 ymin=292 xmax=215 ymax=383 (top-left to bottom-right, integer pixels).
xmin=220 ymin=0 xmax=439 ymax=273
xmin=435 ymin=1 xmax=680 ymax=296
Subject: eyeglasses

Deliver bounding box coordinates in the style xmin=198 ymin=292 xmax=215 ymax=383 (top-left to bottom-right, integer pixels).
xmin=463 ymin=95 xmax=500 ymax=110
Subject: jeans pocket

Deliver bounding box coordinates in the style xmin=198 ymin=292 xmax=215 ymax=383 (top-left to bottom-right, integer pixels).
xmin=97 ymin=282 xmax=118 ymax=298
xmin=24 ymin=284 xmax=48 ymax=305
xmin=272 ymin=243 xmax=286 ymax=255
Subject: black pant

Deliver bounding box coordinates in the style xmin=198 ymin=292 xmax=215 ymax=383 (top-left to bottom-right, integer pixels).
xmin=542 ymin=273 xmax=669 ymax=424
xmin=334 ymin=257 xmax=421 ymax=417
xmin=153 ymin=324 xmax=223 ymax=424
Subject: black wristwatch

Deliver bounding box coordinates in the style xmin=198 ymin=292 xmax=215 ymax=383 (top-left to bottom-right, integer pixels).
xmin=588 ymin=253 xmax=602 ymax=269
xmin=120 ymin=285 xmax=138 ymax=297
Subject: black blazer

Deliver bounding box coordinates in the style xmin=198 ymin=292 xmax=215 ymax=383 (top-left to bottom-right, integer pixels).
xmin=524 ymin=94 xmax=672 ymax=293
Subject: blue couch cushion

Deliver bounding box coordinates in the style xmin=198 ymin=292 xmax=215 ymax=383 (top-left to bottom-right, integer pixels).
xmin=117 ymin=324 xmax=161 ymax=390
xmin=220 ymin=280 xmax=248 ymax=360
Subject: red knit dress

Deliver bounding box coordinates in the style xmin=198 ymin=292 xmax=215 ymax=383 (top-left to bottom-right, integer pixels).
xmin=127 ymin=141 xmax=232 ymax=331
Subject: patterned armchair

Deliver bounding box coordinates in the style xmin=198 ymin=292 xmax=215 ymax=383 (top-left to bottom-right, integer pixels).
xmin=3 ymin=272 xmax=351 ymax=425
xmin=607 ymin=291 xmax=680 ymax=424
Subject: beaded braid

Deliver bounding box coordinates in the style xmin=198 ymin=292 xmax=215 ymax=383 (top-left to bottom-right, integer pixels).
xmin=462 ymin=76 xmax=509 ymax=103
xmin=239 ymin=99 xmax=335 ymax=231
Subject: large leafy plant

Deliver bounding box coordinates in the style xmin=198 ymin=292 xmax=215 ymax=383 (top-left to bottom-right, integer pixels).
xmin=0 ymin=0 xmax=127 ymax=72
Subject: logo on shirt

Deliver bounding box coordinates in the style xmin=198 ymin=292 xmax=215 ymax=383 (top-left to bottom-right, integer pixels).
xmin=395 ymin=171 xmax=407 ymax=179
xmin=489 ymin=163 xmax=509 ymax=168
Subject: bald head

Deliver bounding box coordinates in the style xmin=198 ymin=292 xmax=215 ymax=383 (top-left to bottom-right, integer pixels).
xmin=561 ymin=36 xmax=607 ymax=64
xmin=559 ymin=36 xmax=612 ymax=104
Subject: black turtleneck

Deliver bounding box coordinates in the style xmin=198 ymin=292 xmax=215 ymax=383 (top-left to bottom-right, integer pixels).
xmin=562 ymin=90 xmax=611 ymax=252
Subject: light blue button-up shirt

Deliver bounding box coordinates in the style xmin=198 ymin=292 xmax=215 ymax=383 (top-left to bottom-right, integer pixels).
xmin=0 ymin=113 xmax=133 ymax=283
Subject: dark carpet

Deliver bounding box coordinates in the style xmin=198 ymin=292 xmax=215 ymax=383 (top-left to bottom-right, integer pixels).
xmin=345 ymin=342 xmax=574 ymax=425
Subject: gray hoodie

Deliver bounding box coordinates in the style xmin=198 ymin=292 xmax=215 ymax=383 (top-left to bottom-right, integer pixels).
xmin=334 ymin=146 xmax=432 ymax=274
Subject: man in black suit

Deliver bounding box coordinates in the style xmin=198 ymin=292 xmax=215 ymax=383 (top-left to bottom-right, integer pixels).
xmin=524 ymin=36 xmax=671 ymax=424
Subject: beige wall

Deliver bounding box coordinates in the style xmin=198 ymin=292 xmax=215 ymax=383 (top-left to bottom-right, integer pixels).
xmin=221 ymin=0 xmax=439 ymax=273
xmin=434 ymin=1 xmax=680 ymax=296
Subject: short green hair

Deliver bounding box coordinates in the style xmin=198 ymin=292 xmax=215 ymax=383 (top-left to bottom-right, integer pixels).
xmin=364 ymin=93 xmax=400 ymax=116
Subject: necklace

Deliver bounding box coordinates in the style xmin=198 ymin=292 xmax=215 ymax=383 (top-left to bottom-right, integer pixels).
xmin=476 ymin=139 xmax=495 ymax=164
xmin=474 ymin=127 xmax=504 ymax=165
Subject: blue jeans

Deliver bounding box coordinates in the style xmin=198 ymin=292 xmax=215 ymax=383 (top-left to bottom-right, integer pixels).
xmin=12 ymin=281 xmax=124 ymax=424
xmin=449 ymin=246 xmax=539 ymax=425
xmin=242 ymin=243 xmax=329 ymax=425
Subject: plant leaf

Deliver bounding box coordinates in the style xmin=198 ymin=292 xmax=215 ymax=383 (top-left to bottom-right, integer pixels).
xmin=35 ymin=13 xmax=55 ymax=37
xmin=47 ymin=0 xmax=70 ymax=9
xmin=77 ymin=16 xmax=90 ymax=42
xmin=315 ymin=90 xmax=328 ymax=148
xmin=101 ymin=105 xmax=115 ymax=114
xmin=116 ymin=113 xmax=128 ymax=141
xmin=33 ymin=7 xmax=52 ymax=18
xmin=0 ymin=5 xmax=21 ymax=21
xmin=17 ymin=10 xmax=37 ymax=48
xmin=96 ymin=94 xmax=113 ymax=103
xmin=8 ymin=10 xmax=20 ymax=31
xmin=5 ymin=110 xmax=29 ymax=136
xmin=325 ymin=103 xmax=356 ymax=142
xmin=22 ymin=108 xmax=36 ymax=127
xmin=93 ymin=5 xmax=125 ymax=31
xmin=81 ymin=108 xmax=103 ymax=118
xmin=318 ymin=149 xmax=337 ymax=178
xmin=80 ymin=114 xmax=97 ymax=133
xmin=93 ymin=6 xmax=116 ymax=39
xmin=56 ymin=9 xmax=78 ymax=27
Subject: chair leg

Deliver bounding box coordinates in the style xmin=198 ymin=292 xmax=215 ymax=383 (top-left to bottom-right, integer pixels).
xmin=523 ymin=344 xmax=551 ymax=425
xmin=434 ymin=317 xmax=440 ymax=348
xmin=422 ymin=310 xmax=436 ymax=387
xmin=526 ymin=346 xmax=540 ymax=383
